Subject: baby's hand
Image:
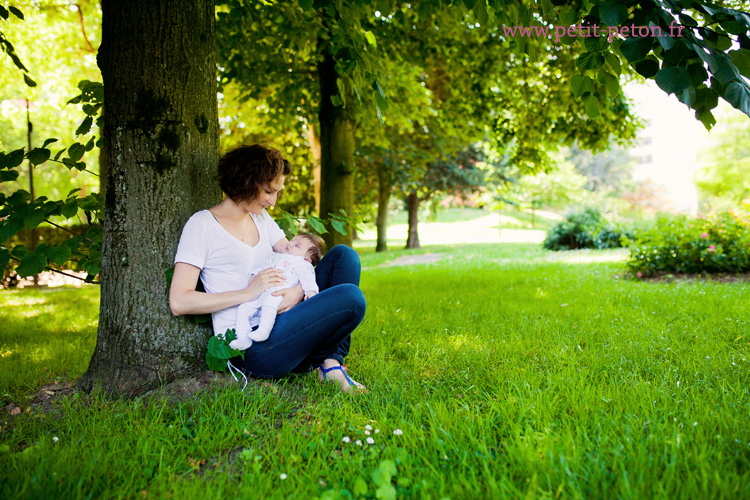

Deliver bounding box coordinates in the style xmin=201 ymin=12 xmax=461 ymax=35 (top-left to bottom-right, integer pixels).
xmin=305 ymin=291 xmax=318 ymax=300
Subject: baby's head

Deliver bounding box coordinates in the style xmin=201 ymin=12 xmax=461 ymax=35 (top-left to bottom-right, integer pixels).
xmin=282 ymin=233 xmax=325 ymax=265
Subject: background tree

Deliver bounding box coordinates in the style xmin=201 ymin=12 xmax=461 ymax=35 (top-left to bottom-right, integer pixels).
xmin=694 ymin=106 xmax=750 ymax=210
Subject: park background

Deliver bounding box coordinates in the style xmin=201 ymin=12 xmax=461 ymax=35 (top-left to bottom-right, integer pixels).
xmin=1 ymin=1 xmax=749 ymax=499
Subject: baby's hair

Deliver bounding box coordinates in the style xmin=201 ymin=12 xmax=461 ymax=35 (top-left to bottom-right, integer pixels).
xmin=297 ymin=233 xmax=325 ymax=266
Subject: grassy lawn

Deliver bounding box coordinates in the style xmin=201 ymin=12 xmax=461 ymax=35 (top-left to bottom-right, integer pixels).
xmin=1 ymin=244 xmax=749 ymax=499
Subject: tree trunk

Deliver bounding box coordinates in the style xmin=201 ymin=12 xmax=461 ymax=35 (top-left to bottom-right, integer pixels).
xmin=79 ymin=0 xmax=221 ymax=396
xmin=318 ymin=47 xmax=355 ymax=249
xmin=405 ymin=191 xmax=421 ymax=249
xmin=376 ymin=165 xmax=390 ymax=252
xmin=307 ymin=122 xmax=322 ymax=215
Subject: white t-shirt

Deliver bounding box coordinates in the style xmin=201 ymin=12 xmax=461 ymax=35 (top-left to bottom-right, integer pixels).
xmin=174 ymin=209 xmax=286 ymax=336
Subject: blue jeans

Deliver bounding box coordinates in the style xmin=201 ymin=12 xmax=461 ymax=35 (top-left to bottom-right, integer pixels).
xmin=232 ymin=245 xmax=366 ymax=378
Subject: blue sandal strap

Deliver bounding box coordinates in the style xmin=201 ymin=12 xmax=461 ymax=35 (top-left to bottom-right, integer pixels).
xmin=318 ymin=365 xmax=356 ymax=388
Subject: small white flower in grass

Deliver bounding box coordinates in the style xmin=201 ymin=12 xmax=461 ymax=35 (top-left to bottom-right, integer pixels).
xmin=365 ymin=430 xmax=371 ymax=435
xmin=366 ymin=437 xmax=375 ymax=445
xmin=365 ymin=424 xmax=372 ymax=431
xmin=355 ymin=440 xmax=363 ymax=446
xmin=693 ymin=422 xmax=698 ymax=427
xmin=52 ymin=436 xmax=58 ymax=444
xmin=393 ymin=429 xmax=403 ymax=436
xmin=342 ymin=436 xmax=350 ymax=443
xmin=375 ymin=429 xmax=380 ymax=434
xmin=280 ymin=473 xmax=287 ymax=480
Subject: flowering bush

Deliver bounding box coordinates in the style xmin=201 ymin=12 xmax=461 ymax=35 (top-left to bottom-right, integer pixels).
xmin=543 ymin=208 xmax=634 ymax=251
xmin=626 ymin=203 xmax=750 ymax=276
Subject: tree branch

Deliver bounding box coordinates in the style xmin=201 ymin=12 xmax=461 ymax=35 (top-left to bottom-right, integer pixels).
xmin=44 ymin=219 xmax=98 ymax=245
xmin=76 ymin=3 xmax=96 ymax=53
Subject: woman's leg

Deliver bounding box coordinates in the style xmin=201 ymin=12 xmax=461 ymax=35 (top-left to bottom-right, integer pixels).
xmin=234 ymin=283 xmax=365 ymax=377
xmin=315 ymin=245 xmax=361 ymax=290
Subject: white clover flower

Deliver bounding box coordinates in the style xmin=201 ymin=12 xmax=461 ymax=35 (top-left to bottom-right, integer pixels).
xmin=364 ymin=430 xmax=371 ymax=435
xmin=342 ymin=436 xmax=351 ymax=443
xmin=375 ymin=429 xmax=380 ymax=434
xmin=365 ymin=424 xmax=373 ymax=430
xmin=366 ymin=437 xmax=375 ymax=445
xmin=393 ymin=429 xmax=403 ymax=436
xmin=52 ymin=436 xmax=59 ymax=444
xmin=280 ymin=473 xmax=287 ymax=480
xmin=355 ymin=440 xmax=363 ymax=446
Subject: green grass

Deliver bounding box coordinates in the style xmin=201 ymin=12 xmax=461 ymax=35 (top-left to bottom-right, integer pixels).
xmin=1 ymin=245 xmax=749 ymax=499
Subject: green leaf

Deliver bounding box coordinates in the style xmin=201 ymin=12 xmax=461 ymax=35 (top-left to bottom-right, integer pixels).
xmin=598 ymin=2 xmax=627 ymax=27
xmin=655 ymin=67 xmax=691 ymax=94
xmin=634 ymin=58 xmax=660 ymax=78
xmin=208 ymin=332 xmax=243 ymax=361
xmin=23 ymin=210 xmax=46 ymax=230
xmin=61 ymin=200 xmax=79 ymax=219
xmin=298 ymin=0 xmax=313 ymax=10
xmin=76 ymin=116 xmax=93 ymax=136
xmin=330 ymin=95 xmax=342 ymax=107
xmin=0 ymin=148 xmax=25 ymax=169
xmin=0 ymin=247 xmax=9 ymax=269
xmin=696 ymin=107 xmax=716 ymax=130
xmin=165 ymin=266 xmax=175 ymax=287
xmin=352 ymin=477 xmax=368 ymax=496
xmin=725 ymin=81 xmax=750 ymax=116
xmin=206 ymin=351 xmax=228 ymax=372
xmin=708 ymin=52 xmax=740 ymax=84
xmin=570 ymin=74 xmax=594 ymax=97
xmin=15 ymin=251 xmax=47 ymax=278
xmin=331 ymin=219 xmax=347 ymax=235
xmin=583 ymin=95 xmax=600 ymax=119
xmin=620 ymin=37 xmax=653 ymax=62
xmin=0 ymin=217 xmax=23 ymax=240
xmin=0 ymin=170 xmax=19 ymax=182
xmin=598 ymin=68 xmax=620 ymax=97
xmin=0 ymin=6 xmax=8 ymax=19
xmin=375 ymin=485 xmax=396 ymax=500
xmin=729 ymin=49 xmax=750 ymax=79
xmin=42 ymin=138 xmax=59 ymax=148
xmin=47 ymin=244 xmax=73 ymax=266
xmin=676 ymin=86 xmax=697 ymax=108
xmin=605 ymin=52 xmax=621 ymax=75
xmin=364 ymin=30 xmax=376 ymax=47
xmin=23 ymin=74 xmax=37 ymax=88
xmin=473 ymin=0 xmax=488 ymax=26
xmin=68 ymin=143 xmax=86 ymax=161
xmin=576 ymin=52 xmax=604 ymax=72
xmin=307 ymin=216 xmax=327 ymax=234
xmin=26 ymin=148 xmax=51 ymax=166
xmin=8 ymin=6 xmax=23 ymax=20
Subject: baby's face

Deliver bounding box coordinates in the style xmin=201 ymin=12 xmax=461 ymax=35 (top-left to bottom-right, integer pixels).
xmin=282 ymin=236 xmax=314 ymax=259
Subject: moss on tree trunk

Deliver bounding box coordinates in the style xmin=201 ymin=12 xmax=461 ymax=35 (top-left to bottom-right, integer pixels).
xmin=318 ymin=49 xmax=355 ymax=249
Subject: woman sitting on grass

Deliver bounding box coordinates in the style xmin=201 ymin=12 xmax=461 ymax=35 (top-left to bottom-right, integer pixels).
xmin=168 ymin=144 xmax=366 ymax=392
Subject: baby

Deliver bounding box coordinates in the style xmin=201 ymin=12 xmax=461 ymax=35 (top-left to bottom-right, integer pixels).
xmin=230 ymin=233 xmax=324 ymax=350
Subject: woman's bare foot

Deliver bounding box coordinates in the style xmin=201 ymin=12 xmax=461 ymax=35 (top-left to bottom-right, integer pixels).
xmin=318 ymin=359 xmax=367 ymax=393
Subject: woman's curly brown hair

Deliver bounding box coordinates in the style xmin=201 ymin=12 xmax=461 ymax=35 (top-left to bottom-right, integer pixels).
xmin=217 ymin=145 xmax=291 ymax=202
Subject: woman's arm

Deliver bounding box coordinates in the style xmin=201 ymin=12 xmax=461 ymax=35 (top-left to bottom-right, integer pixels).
xmin=169 ymin=262 xmax=285 ymax=316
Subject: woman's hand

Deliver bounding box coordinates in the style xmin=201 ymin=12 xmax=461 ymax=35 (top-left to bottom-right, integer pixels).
xmin=245 ymin=268 xmax=286 ymax=301
xmin=274 ymin=283 xmax=304 ymax=313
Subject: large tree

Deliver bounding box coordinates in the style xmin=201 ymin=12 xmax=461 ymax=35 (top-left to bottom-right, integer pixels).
xmin=77 ymin=0 xmax=221 ymax=395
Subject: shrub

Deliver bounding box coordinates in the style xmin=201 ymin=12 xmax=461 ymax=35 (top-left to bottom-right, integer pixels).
xmin=626 ymin=204 xmax=750 ymax=276
xmin=543 ymin=208 xmax=633 ymax=251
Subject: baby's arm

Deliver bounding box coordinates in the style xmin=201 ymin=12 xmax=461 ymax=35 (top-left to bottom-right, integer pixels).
xmin=294 ymin=262 xmax=319 ymax=300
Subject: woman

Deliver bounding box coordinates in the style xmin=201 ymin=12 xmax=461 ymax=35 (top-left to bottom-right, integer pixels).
xmin=169 ymin=144 xmax=366 ymax=392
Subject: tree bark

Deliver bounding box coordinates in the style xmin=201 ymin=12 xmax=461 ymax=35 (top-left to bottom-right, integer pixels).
xmin=318 ymin=47 xmax=355 ymax=249
xmin=79 ymin=0 xmax=221 ymax=396
xmin=307 ymin=122 xmax=322 ymax=215
xmin=375 ymin=165 xmax=390 ymax=252
xmin=405 ymin=191 xmax=421 ymax=249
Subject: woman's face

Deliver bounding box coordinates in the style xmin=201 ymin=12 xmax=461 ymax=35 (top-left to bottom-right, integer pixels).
xmin=239 ymin=175 xmax=285 ymax=214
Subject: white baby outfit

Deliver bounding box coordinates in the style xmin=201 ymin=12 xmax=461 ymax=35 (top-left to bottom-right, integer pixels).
xmin=233 ymin=252 xmax=319 ymax=350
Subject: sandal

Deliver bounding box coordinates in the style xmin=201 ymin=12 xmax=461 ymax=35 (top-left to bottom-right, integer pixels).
xmin=318 ymin=364 xmax=366 ymax=392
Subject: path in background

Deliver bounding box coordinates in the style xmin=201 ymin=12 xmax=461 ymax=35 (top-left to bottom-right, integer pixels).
xmin=357 ymin=210 xmax=552 ymax=247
